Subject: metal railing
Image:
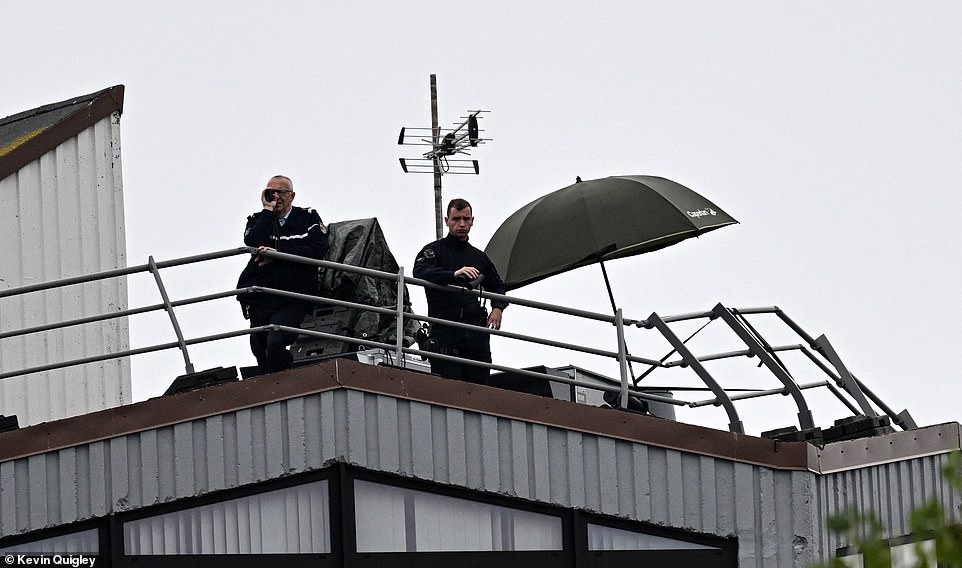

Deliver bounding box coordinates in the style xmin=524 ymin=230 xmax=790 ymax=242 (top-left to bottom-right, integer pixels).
xmin=0 ymin=247 xmax=915 ymax=435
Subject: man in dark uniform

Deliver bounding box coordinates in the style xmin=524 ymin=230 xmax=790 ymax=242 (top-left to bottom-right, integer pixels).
xmin=237 ymin=175 xmax=330 ymax=374
xmin=413 ymin=198 xmax=508 ymax=384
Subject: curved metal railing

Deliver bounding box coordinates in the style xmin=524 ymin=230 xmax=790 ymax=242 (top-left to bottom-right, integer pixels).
xmin=0 ymin=247 xmax=915 ymax=435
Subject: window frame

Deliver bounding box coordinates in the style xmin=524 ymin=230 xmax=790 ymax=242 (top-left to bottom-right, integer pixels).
xmin=575 ymin=510 xmax=738 ymax=568
xmin=0 ymin=518 xmax=107 ymax=560
xmin=1 ymin=464 xmax=741 ymax=568
xmin=343 ymin=467 xmax=574 ymax=567
xmin=835 ymin=529 xmax=943 ymax=568
xmin=114 ymin=468 xmax=340 ymax=568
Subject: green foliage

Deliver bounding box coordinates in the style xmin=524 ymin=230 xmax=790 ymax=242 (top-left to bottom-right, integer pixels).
xmin=815 ymin=452 xmax=962 ymax=568
xmin=819 ymin=511 xmax=890 ymax=568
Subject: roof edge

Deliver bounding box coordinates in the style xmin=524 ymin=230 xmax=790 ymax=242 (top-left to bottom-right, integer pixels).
xmin=0 ymin=85 xmax=124 ymax=182
xmin=813 ymin=421 xmax=962 ymax=474
xmin=330 ymin=359 xmax=815 ymax=471
xmin=4 ymin=359 xmax=951 ymax=473
xmin=0 ymin=359 xmax=815 ymax=471
xmin=0 ymin=360 xmax=342 ymax=463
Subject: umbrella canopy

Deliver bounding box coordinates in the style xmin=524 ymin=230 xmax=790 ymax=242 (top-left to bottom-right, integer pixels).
xmin=484 ymin=175 xmax=738 ymax=290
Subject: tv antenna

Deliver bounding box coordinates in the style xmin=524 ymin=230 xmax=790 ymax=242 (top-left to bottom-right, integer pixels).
xmin=398 ymin=74 xmax=491 ymax=239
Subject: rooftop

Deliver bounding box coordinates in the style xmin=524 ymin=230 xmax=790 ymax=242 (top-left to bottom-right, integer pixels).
xmin=2 ymin=357 xmax=957 ymax=475
xmin=0 ymin=85 xmax=124 ymax=181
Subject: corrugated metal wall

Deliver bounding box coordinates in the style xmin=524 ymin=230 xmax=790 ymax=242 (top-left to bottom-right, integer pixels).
xmin=815 ymin=452 xmax=962 ymax=559
xmin=0 ymin=388 xmax=829 ymax=567
xmin=0 ymin=113 xmax=130 ymax=426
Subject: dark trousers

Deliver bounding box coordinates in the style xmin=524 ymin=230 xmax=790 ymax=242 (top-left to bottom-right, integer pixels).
xmin=430 ymin=321 xmax=491 ymax=385
xmin=248 ymin=304 xmax=306 ymax=375
xmin=430 ymin=354 xmax=491 ymax=385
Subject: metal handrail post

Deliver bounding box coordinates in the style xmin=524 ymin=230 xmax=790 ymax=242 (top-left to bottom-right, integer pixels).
xmin=616 ymin=308 xmax=629 ymax=409
xmin=148 ymin=256 xmax=194 ymax=374
xmin=395 ymin=266 xmax=405 ymax=367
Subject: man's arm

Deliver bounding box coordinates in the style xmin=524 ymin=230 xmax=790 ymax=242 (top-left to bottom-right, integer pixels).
xmin=243 ymin=211 xmax=277 ymax=248
xmin=485 ymin=260 xmax=507 ymax=329
xmin=484 ymin=256 xmax=509 ymax=312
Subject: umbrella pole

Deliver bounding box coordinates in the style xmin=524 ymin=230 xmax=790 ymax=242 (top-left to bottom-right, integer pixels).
xmin=599 ymin=260 xmax=639 ymax=387
xmin=599 ymin=260 xmax=618 ymax=314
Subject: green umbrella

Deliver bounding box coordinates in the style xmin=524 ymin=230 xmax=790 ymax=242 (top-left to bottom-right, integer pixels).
xmin=484 ymin=175 xmax=738 ymax=294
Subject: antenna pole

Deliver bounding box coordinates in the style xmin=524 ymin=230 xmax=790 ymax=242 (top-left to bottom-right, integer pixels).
xmin=430 ymin=74 xmax=443 ymax=239
xmin=398 ymin=76 xmax=488 ymax=224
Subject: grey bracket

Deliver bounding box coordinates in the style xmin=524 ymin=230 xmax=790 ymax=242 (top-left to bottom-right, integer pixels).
xmin=812 ymin=334 xmax=876 ymax=418
xmin=713 ymin=304 xmax=816 ymax=430
xmin=646 ymin=312 xmax=744 ymax=434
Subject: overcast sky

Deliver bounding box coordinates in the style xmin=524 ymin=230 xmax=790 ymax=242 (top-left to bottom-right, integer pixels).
xmin=5 ymin=1 xmax=961 ymax=435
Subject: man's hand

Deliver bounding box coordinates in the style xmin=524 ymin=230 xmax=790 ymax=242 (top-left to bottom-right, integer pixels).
xmin=262 ymin=189 xmax=277 ymax=211
xmin=255 ymin=245 xmax=276 ymax=266
xmin=454 ymin=266 xmax=480 ymax=280
xmin=487 ymin=307 xmax=503 ymax=330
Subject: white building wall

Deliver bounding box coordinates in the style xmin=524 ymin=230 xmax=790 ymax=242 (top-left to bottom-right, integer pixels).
xmin=0 ymin=113 xmax=130 ymax=426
